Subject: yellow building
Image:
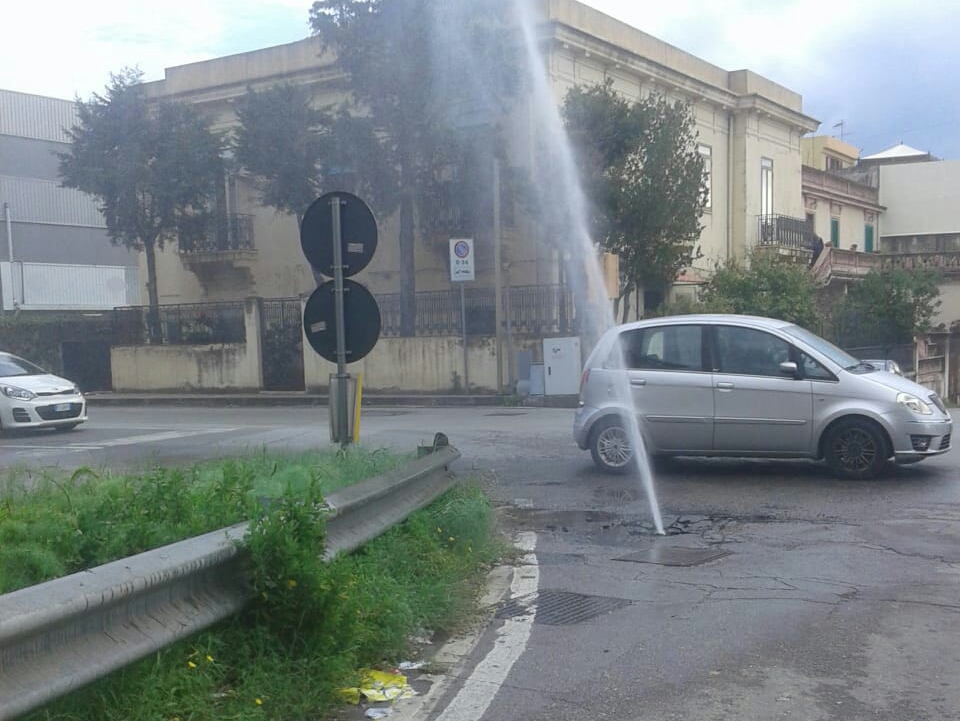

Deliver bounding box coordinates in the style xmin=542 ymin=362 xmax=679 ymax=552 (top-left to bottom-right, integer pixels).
xmin=141 ymin=0 xmax=819 ymax=314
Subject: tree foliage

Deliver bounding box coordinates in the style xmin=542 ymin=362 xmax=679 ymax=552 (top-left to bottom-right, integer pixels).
xmin=695 ymin=253 xmax=825 ymax=330
xmin=234 ymin=84 xmax=330 ymax=222
xmin=562 ymin=79 xmax=707 ymax=313
xmin=59 ymin=69 xmax=223 ymax=336
xmin=233 ymin=84 xmax=398 ymax=224
xmin=833 ymin=267 xmax=942 ymax=351
xmin=309 ymin=0 xmax=518 ymax=335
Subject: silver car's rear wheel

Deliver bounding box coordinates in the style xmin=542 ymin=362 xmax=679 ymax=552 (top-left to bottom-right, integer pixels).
xmin=590 ymin=418 xmax=634 ymax=474
xmin=824 ymin=418 xmax=888 ymax=480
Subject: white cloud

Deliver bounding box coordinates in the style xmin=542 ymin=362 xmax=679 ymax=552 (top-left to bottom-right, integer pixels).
xmin=0 ymin=0 xmax=306 ymax=99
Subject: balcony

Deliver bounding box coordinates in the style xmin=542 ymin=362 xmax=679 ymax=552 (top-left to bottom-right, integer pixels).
xmin=756 ymin=214 xmax=817 ymax=255
xmin=881 ymin=251 xmax=960 ymax=278
xmin=178 ymin=213 xmax=257 ymax=290
xmin=178 ymin=213 xmax=255 ymax=257
xmin=810 ymin=246 xmax=882 ymax=284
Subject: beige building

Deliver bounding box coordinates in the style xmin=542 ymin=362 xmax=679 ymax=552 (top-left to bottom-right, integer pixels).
xmin=139 ymin=0 xmax=818 ymax=311
xmin=800 ymin=136 xmax=883 ymax=253
xmin=801 ymin=135 xmax=859 ymax=172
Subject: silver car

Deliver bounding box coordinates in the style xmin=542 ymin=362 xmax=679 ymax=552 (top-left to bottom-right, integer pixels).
xmin=573 ymin=315 xmax=952 ymax=480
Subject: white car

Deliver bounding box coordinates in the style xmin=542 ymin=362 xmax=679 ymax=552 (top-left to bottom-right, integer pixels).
xmin=0 ymin=352 xmax=87 ymax=434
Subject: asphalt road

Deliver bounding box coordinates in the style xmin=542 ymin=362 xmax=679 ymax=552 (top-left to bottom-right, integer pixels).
xmin=3 ymin=406 xmax=960 ymax=720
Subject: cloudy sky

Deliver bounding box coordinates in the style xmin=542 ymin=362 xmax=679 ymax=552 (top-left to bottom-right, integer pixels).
xmin=2 ymin=0 xmax=957 ymax=158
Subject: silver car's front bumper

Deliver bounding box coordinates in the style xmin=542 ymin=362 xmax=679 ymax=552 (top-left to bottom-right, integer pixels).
xmin=891 ymin=417 xmax=952 ymax=463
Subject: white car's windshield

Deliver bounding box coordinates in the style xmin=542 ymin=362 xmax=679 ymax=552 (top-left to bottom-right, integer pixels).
xmin=0 ymin=354 xmax=47 ymax=378
xmin=781 ymin=325 xmax=860 ymax=369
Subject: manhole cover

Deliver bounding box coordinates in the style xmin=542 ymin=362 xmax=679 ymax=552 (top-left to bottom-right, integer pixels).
xmin=496 ymin=589 xmax=631 ymax=626
xmin=613 ymin=547 xmax=731 ymax=567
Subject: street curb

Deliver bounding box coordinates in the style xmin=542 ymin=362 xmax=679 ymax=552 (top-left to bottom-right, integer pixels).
xmin=84 ymin=394 xmax=580 ymax=409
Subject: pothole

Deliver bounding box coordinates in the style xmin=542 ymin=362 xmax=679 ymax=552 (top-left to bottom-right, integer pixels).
xmin=613 ymin=547 xmax=731 ymax=567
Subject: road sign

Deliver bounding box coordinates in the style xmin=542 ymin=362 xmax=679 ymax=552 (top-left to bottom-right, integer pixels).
xmin=450 ymin=238 xmax=475 ymax=282
xmin=301 ymin=192 xmax=378 ymax=278
xmin=303 ymin=279 xmax=381 ymax=364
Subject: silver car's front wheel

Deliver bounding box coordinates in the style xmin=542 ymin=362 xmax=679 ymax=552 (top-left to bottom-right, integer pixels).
xmin=824 ymin=418 xmax=888 ymax=480
xmin=590 ymin=418 xmax=634 ymax=474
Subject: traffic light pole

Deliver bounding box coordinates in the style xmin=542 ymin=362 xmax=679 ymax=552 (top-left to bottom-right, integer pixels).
xmin=331 ymin=195 xmax=350 ymax=446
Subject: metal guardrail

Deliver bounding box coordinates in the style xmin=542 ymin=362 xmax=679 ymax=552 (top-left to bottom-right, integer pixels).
xmin=0 ymin=445 xmax=460 ymax=721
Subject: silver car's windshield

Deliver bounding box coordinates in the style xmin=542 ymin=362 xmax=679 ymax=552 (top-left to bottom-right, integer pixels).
xmin=0 ymin=354 xmax=46 ymax=378
xmin=780 ymin=325 xmax=860 ymax=369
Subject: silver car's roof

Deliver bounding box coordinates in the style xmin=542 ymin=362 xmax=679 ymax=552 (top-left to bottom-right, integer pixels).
xmin=602 ymin=314 xmax=796 ymax=335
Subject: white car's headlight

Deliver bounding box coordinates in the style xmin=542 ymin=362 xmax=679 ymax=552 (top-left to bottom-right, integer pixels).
xmin=1 ymin=385 xmax=36 ymax=401
xmin=897 ymin=392 xmax=933 ymax=415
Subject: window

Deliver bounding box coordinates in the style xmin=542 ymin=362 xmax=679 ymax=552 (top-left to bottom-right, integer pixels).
xmin=799 ymin=351 xmax=834 ymax=381
xmin=830 ymin=217 xmax=840 ymax=247
xmin=714 ymin=326 xmax=791 ymax=377
xmin=825 ymin=155 xmax=844 ymax=171
xmin=616 ymin=325 xmax=703 ymax=371
xmin=698 ymin=143 xmax=712 ymax=210
xmin=864 ymin=224 xmax=875 ymax=253
xmin=760 ymin=157 xmax=773 ymax=216
xmin=806 ymin=212 xmax=815 ymax=232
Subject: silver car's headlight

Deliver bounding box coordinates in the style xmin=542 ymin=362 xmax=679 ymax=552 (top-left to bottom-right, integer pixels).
xmin=1 ymin=385 xmax=36 ymax=401
xmin=897 ymin=392 xmax=933 ymax=415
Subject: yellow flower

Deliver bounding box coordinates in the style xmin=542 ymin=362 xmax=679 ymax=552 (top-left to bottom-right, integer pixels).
xmin=448 ymin=537 xmax=455 ymax=542
xmin=206 ymin=655 xmax=214 ymax=663
xmin=287 ymin=579 xmax=298 ymax=589
xmin=437 ymin=527 xmax=442 ymax=533
xmin=255 ymin=697 xmax=263 ymax=706
xmin=468 ymin=545 xmax=473 ymax=553
xmin=188 ymin=661 xmax=197 ymax=669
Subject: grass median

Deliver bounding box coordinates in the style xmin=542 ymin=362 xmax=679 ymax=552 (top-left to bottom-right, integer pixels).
xmin=1 ymin=448 xmax=509 ymax=720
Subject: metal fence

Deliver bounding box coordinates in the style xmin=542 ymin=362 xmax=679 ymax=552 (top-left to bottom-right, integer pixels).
xmin=757 ymin=214 xmax=817 ymax=250
xmin=377 ymin=284 xmax=572 ymax=337
xmin=178 ymin=213 xmax=255 ymax=254
xmin=112 ymin=302 xmax=246 ymax=346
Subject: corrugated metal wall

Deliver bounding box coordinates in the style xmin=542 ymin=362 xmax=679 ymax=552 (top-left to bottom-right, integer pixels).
xmin=0 ymin=261 xmax=138 ymax=310
xmin=0 ymin=176 xmax=104 ymax=227
xmin=0 ymin=89 xmax=76 ymax=144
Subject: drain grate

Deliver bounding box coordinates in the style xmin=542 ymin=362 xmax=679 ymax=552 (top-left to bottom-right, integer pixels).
xmin=496 ymin=589 xmax=631 ymax=626
xmin=613 ymin=547 xmax=730 ymax=567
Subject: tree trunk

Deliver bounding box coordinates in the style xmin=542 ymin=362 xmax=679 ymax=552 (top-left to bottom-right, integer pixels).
xmin=398 ymin=146 xmax=416 ymax=337
xmin=143 ymin=238 xmax=162 ymax=343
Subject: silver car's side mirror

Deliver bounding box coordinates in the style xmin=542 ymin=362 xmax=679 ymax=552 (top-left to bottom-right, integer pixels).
xmin=779 ymin=361 xmax=800 ymax=378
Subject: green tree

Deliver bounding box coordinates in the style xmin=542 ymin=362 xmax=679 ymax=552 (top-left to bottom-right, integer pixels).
xmin=834 ymin=267 xmax=941 ymax=351
xmin=696 ymin=253 xmax=825 ymax=330
xmin=234 ymin=84 xmax=398 ymax=227
xmin=309 ymin=0 xmax=518 ymax=336
xmin=234 ymin=84 xmax=330 ymax=225
xmin=563 ymin=80 xmax=706 ymax=319
xmin=59 ymin=69 xmax=223 ymax=339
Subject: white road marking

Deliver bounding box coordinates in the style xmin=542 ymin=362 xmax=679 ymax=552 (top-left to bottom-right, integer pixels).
xmin=1 ymin=428 xmax=238 ymax=455
xmin=79 ymin=429 xmax=237 ymax=448
xmin=434 ymin=531 xmax=539 ymax=721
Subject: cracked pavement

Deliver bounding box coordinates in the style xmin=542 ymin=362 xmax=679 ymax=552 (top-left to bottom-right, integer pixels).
xmin=434 ymin=412 xmax=960 ymax=721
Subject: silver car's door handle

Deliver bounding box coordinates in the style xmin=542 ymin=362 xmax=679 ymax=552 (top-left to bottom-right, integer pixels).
xmin=716 ymin=381 xmax=735 ymax=390
xmin=630 ymin=378 xmax=647 ymax=387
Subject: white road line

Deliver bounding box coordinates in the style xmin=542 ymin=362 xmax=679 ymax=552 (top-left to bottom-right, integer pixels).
xmin=434 ymin=531 xmax=539 ymax=721
xmin=70 ymin=428 xmax=238 ymax=449
xmin=1 ymin=429 xmax=238 ymax=455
